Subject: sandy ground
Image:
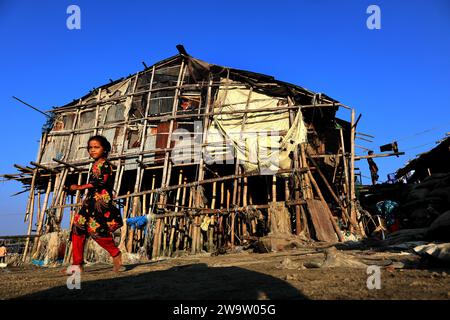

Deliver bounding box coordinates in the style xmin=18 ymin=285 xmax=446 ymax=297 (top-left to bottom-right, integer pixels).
xmin=1 ymin=244 xmax=450 ymax=300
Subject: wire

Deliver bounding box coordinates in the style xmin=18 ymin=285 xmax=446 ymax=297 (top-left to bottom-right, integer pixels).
xmin=395 ymin=121 xmax=450 ymax=143
xmin=402 ymin=140 xmax=438 ymax=152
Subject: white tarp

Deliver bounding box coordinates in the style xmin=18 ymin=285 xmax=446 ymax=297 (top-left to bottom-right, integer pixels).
xmin=206 ymin=79 xmax=307 ymax=174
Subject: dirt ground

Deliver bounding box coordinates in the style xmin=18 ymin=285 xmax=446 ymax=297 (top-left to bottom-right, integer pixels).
xmin=1 ymin=243 xmax=450 ymax=300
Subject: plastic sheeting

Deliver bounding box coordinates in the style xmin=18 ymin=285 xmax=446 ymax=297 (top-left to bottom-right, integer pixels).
xmin=206 ymin=79 xmax=307 ymax=174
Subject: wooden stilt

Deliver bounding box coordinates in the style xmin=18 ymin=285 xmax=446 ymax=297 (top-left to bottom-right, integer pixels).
xmin=32 ymin=176 xmax=52 ymax=255
xmin=284 ymin=178 xmax=290 ymax=202
xmin=272 ymin=175 xmax=277 ymax=202
xmin=181 ymin=176 xmax=187 ymax=208
xmin=149 ymin=174 xmax=156 ymax=208
xmin=156 ymin=62 xmax=186 ymax=258
xmin=220 ymin=182 xmax=224 ymax=209
xmin=22 ymin=169 xmax=38 ymax=262
xmin=119 ymin=191 xmax=130 ymax=252
xmin=211 ymin=178 xmax=217 ymax=209
xmin=175 ymin=170 xmax=183 ymax=212
xmin=300 ymin=144 xmax=313 ymax=199
xmin=339 ymin=128 xmax=351 ymax=213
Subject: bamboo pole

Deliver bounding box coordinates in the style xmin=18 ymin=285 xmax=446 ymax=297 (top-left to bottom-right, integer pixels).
xmin=29 ymin=138 xmax=343 ymax=170
xmin=168 ymin=170 xmax=183 ymax=256
xmin=32 ymin=176 xmax=52 ymax=255
xmin=140 ymin=193 xmax=147 ymax=244
xmin=272 ymin=175 xmax=277 ymax=202
xmin=192 ymin=76 xmax=213 ymax=254
xmin=350 ymin=109 xmax=357 ymax=232
xmin=181 ymin=176 xmax=187 ymax=208
xmin=127 ymin=195 xmax=140 ymax=252
xmin=24 ymin=169 xmax=37 ymax=223
xmin=220 ymin=182 xmax=225 ymax=209
xmin=124 ymin=75 xmax=142 ymax=253
xmin=50 ymin=167 xmax=309 ymax=209
xmin=288 ymin=106 xmax=303 ymax=234
xmin=354 ymin=152 xmax=405 ymax=160
xmin=212 ymin=178 xmax=217 ymax=209
xmin=338 ymin=127 xmax=351 ymax=224
xmin=154 ymin=62 xmax=185 ymax=259
xmin=65 ymin=172 xmax=83 ymax=262
xmin=175 ymin=170 xmax=183 ymax=212
xmin=48 ymin=102 xmax=343 ymax=131
xmin=300 ymin=143 xmax=313 ymax=199
xmin=22 ymin=169 xmax=38 ymax=262
xmin=209 ymin=177 xmax=218 ymax=252
xmin=149 ymin=174 xmax=156 ymax=208
xmin=113 ymin=74 xmax=139 ymax=199
xmin=231 ymin=163 xmax=240 ymax=249
xmin=119 ymin=191 xmax=130 ymax=251
xmin=284 ymin=178 xmax=290 ymax=202
xmin=176 ymin=216 xmax=184 ymax=250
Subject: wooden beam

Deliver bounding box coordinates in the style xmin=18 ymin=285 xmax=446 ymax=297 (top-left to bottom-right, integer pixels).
xmin=355 ymin=152 xmax=405 ymax=160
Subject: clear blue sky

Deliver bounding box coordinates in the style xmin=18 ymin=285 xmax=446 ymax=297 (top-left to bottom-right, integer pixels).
xmin=1 ymin=0 xmax=449 ymax=235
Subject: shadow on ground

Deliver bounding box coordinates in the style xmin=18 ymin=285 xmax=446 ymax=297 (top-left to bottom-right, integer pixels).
xmin=16 ymin=263 xmax=306 ymax=300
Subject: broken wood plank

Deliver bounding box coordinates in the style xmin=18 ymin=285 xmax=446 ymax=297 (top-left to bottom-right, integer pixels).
xmin=306 ymin=199 xmax=338 ymax=243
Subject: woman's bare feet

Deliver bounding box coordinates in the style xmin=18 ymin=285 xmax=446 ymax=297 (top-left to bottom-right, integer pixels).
xmin=112 ymin=252 xmax=123 ymax=273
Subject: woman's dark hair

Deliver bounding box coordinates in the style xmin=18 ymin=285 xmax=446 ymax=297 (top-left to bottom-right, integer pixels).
xmin=88 ymin=135 xmax=112 ymax=156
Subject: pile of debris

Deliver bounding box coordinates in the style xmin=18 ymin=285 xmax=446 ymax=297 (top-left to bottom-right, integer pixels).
xmin=399 ymin=173 xmax=450 ymax=229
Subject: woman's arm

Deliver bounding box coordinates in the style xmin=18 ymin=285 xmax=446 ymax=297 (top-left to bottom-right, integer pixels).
xmin=70 ymin=183 xmax=94 ymax=191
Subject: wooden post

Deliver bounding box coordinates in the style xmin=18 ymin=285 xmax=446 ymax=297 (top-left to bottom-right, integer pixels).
xmin=288 ymin=106 xmax=302 ymax=234
xmin=241 ymin=177 xmax=248 ymax=239
xmin=208 ymin=214 xmax=215 ymax=252
xmin=272 ymin=175 xmax=277 ymax=202
xmin=192 ymin=76 xmax=213 ymax=254
xmin=231 ymin=164 xmax=240 ymax=249
xmin=349 ymin=109 xmax=359 ymax=233
xmin=149 ymin=174 xmax=156 ymax=208
xmin=22 ymin=169 xmax=38 ymax=262
xmin=137 ymin=67 xmax=155 ymax=186
xmin=175 ymin=170 xmax=183 ymax=212
xmin=230 ymin=210 xmax=236 ymax=249
xmin=32 ymin=176 xmax=52 ymax=255
xmin=339 ymin=128 xmax=350 ymax=211
xmin=119 ymin=191 xmax=130 ymax=252
xmin=284 ymin=178 xmax=290 ymax=202
xmin=168 ymin=170 xmax=183 ymax=256
xmin=300 ymin=143 xmax=313 ymax=199
xmin=36 ymin=192 xmax=42 ymax=231
xmin=154 ymin=62 xmax=185 ymax=259
xmin=220 ymin=182 xmax=225 ymax=209
xmin=181 ymin=176 xmax=187 ymax=207
xmin=212 ymin=178 xmax=217 ymax=209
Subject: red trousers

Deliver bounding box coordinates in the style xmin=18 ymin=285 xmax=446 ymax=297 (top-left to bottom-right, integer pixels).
xmin=72 ymin=233 xmax=120 ymax=265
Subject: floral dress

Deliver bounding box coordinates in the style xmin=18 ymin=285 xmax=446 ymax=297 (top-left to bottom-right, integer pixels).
xmin=72 ymin=160 xmax=123 ymax=239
